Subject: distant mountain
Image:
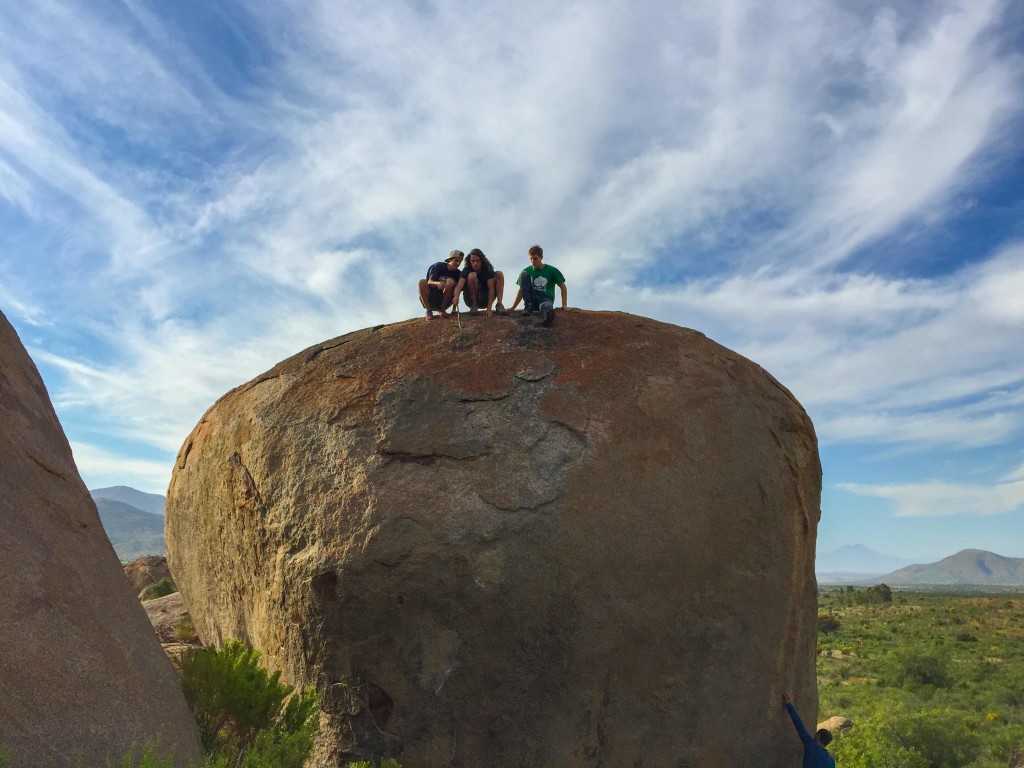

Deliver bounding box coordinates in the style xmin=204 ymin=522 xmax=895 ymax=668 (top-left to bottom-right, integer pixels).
xmin=879 ymin=549 xmax=1024 ymax=586
xmin=94 ymin=498 xmax=166 ymax=561
xmin=90 ymin=485 xmax=165 ymax=516
xmin=817 ymin=571 xmax=887 ymax=585
xmin=816 ymin=544 xmax=912 ymax=574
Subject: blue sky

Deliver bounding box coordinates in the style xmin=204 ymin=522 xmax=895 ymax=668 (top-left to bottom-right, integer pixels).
xmin=2 ymin=0 xmax=1023 ymax=563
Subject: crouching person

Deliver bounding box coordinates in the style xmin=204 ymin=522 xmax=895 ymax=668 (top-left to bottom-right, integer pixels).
xmin=454 ymin=248 xmax=506 ymax=316
xmin=418 ymin=250 xmax=464 ymax=320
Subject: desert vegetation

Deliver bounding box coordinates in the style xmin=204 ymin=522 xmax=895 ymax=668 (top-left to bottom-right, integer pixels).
xmin=818 ymin=587 xmax=1024 ymax=767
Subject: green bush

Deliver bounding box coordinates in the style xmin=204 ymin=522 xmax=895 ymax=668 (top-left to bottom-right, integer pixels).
xmin=347 ymin=761 xmax=403 ymax=768
xmin=179 ymin=640 xmax=318 ymax=768
xmin=140 ymin=578 xmax=176 ymax=601
xmin=831 ymin=708 xmax=981 ymax=768
xmin=885 ymin=648 xmax=950 ymax=690
xmin=818 ymin=613 xmax=841 ymax=635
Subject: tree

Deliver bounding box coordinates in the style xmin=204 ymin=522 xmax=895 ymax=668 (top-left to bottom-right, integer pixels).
xmin=179 ymin=640 xmax=318 ymax=768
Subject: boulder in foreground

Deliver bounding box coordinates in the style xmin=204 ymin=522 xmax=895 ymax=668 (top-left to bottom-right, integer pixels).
xmin=0 ymin=310 xmax=202 ymax=767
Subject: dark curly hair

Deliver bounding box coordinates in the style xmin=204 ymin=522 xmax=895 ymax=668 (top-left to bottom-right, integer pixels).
xmin=465 ymin=248 xmax=495 ymax=275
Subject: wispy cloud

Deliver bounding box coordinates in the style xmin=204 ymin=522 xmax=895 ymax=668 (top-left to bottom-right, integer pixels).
xmin=0 ymin=0 xmax=1022 ymax=487
xmin=839 ymin=480 xmax=1024 ymax=517
xmin=69 ymin=440 xmax=173 ymax=493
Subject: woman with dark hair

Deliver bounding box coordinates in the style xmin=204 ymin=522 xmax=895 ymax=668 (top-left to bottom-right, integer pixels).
xmin=453 ymin=248 xmax=506 ymax=316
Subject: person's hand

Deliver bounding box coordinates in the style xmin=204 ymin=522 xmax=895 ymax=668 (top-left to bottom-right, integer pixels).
xmin=782 ymin=692 xmax=791 ymax=705
xmin=484 ymin=308 xmax=492 ymax=317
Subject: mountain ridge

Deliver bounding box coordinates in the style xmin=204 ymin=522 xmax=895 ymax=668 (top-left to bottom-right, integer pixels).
xmin=90 ymin=485 xmax=165 ymax=516
xmin=93 ymin=498 xmax=166 ymax=561
xmin=879 ymin=548 xmax=1024 ymax=586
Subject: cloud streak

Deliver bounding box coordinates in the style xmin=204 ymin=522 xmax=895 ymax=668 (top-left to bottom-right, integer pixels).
xmin=0 ymin=0 xmax=1022 ymax=497
xmin=839 ymin=480 xmax=1024 ymax=517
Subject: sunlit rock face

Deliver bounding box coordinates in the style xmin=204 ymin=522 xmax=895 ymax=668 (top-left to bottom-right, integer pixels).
xmin=0 ymin=310 xmax=202 ymax=768
xmin=168 ymin=311 xmax=822 ymax=768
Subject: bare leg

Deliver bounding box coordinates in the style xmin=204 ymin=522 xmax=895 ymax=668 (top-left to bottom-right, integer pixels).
xmin=494 ymin=272 xmax=505 ymax=304
xmin=494 ymin=272 xmax=506 ymax=313
xmin=418 ymin=279 xmax=434 ymax=319
xmin=441 ymin=278 xmax=457 ymax=313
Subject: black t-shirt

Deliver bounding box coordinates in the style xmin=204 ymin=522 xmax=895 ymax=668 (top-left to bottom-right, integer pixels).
xmin=427 ymin=262 xmax=461 ymax=283
xmin=461 ymin=263 xmax=495 ymax=287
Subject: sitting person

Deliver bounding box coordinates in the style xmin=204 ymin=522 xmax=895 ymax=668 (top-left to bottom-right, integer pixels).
xmin=418 ymin=251 xmax=464 ymax=320
xmin=453 ymin=248 xmax=506 ymax=316
xmin=508 ymin=244 xmax=567 ymax=326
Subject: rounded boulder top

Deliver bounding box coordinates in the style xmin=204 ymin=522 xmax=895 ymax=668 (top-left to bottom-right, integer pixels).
xmin=168 ymin=310 xmax=822 ymax=768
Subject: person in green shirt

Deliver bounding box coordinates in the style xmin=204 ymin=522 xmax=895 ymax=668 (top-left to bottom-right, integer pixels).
xmin=509 ymin=244 xmax=568 ymax=327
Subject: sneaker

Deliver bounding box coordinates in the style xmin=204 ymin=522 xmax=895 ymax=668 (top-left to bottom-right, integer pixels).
xmin=541 ymin=303 xmax=555 ymax=327
xmin=495 ymin=302 xmax=507 ymax=315
xmin=438 ymin=310 xmax=450 ymax=319
xmin=522 ymin=304 xmax=535 ymax=316
xmin=425 ymin=310 xmax=434 ymax=321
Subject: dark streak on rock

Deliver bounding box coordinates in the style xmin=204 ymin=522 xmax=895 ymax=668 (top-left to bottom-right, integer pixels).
xmin=306 ymin=339 xmax=351 ymax=364
xmin=28 ymin=454 xmax=65 ymax=479
xmin=178 ymin=440 xmax=193 ymax=469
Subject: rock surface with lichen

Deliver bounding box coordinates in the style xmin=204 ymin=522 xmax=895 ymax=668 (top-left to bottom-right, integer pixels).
xmin=167 ymin=310 xmax=822 ymax=768
xmin=0 ymin=309 xmax=202 ymax=768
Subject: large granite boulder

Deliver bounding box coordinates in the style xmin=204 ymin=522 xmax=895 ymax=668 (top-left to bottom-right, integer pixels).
xmin=167 ymin=311 xmax=822 ymax=768
xmin=0 ymin=311 xmax=203 ymax=767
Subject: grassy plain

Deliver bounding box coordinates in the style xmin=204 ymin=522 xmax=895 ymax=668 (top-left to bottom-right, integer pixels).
xmin=817 ymin=587 xmax=1024 ymax=767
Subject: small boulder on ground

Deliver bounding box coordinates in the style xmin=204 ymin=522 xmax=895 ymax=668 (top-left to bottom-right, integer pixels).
xmin=123 ymin=554 xmax=173 ymax=594
xmin=143 ymin=591 xmax=195 ymax=644
xmin=818 ymin=715 xmax=853 ymax=736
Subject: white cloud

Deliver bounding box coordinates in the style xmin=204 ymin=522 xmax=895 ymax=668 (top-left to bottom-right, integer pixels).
xmin=69 ymin=440 xmax=172 ymax=494
xmin=839 ymin=480 xmax=1024 ymax=517
xmin=0 ymin=0 xmax=1022 ymax=473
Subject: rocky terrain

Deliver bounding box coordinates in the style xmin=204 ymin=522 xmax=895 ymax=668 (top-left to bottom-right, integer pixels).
xmin=167 ymin=310 xmax=822 ymax=768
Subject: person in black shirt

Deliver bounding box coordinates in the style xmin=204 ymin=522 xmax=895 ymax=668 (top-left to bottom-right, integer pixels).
xmin=418 ymin=250 xmax=464 ymax=320
xmin=453 ymin=248 xmax=506 ymax=316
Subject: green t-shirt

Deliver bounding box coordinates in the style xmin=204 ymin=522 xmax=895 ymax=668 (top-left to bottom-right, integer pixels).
xmin=517 ymin=264 xmax=565 ymax=301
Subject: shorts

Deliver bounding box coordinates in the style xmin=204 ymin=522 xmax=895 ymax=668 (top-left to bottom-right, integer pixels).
xmin=465 ymin=286 xmax=489 ymax=308
xmin=427 ymin=287 xmax=446 ymax=310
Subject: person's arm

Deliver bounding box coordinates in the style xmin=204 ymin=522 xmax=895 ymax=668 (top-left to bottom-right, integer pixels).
xmin=510 ymin=286 xmax=523 ymax=311
xmin=558 ymin=281 xmax=567 ymax=310
xmin=452 ymin=277 xmax=466 ymax=308
xmin=782 ymin=695 xmax=815 ymax=749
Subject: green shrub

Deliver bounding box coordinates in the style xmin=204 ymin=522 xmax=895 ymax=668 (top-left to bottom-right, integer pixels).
xmin=141 ymin=578 xmax=176 ymax=601
xmin=818 ymin=614 xmax=841 ymax=635
xmin=179 ymin=640 xmax=318 ymax=768
xmin=347 ymin=761 xmax=403 ymax=768
xmin=885 ymin=648 xmax=950 ymax=689
xmin=831 ymin=708 xmax=980 ymax=768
